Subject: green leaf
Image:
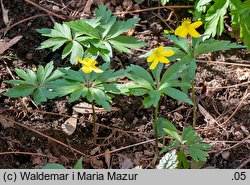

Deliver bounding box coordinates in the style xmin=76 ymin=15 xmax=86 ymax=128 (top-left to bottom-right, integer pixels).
xmin=38 ymin=37 xmax=68 ymax=51
xmin=92 ymin=88 xmax=111 ymax=111
xmin=182 ymin=126 xmax=211 ymax=162
xmin=62 ymin=42 xmax=73 ymax=59
xmin=156 ymin=149 xmax=178 ymax=169
xmin=74 ymin=157 xmax=83 ymax=169
xmin=56 ymin=83 xmax=84 ymax=97
xmin=204 ymin=0 xmax=229 ymax=37
xmin=162 ymin=87 xmax=193 ymax=105
xmin=5 ymin=62 xmax=64 ymax=105
xmin=160 ymin=56 xmax=191 ymax=83
xmin=126 ymin=65 xmax=155 ymax=88
xmin=43 ymin=163 xmax=66 ymax=169
xmin=69 ymin=88 xmax=87 ymax=102
xmin=109 ymin=36 xmax=146 ymax=49
xmin=142 ymin=90 xmax=161 ymax=108
xmin=106 ymin=18 xmax=140 ymax=39
xmin=165 ymin=35 xmax=191 ymax=55
xmin=194 ymin=39 xmax=245 ymax=56
xmin=158 ymin=118 xmax=181 ymax=142
xmin=160 ymin=140 xmax=180 ymax=154
xmin=70 ymin=41 xmax=84 ymax=64
xmin=177 ymin=151 xmax=189 ymax=169
xmin=5 ymin=85 xmax=36 ymax=98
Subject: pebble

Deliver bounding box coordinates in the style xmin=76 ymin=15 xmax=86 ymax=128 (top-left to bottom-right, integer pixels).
xmin=221 ymin=151 xmax=230 ymax=160
xmin=52 ymin=5 xmax=60 ymax=12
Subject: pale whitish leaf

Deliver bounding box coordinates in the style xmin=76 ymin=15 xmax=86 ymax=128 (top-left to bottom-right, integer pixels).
xmin=61 ymin=115 xmax=77 ymax=135
xmin=156 ymin=149 xmax=178 ymax=169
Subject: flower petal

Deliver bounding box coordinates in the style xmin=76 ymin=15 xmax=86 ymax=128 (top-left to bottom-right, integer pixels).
xmin=92 ymin=66 xmax=103 ymax=73
xmin=149 ymin=59 xmax=159 ymax=70
xmin=157 ymin=46 xmax=164 ymax=52
xmin=147 ymin=54 xmax=155 ymax=62
xmin=188 ymin=27 xmax=200 ymax=38
xmin=159 ymin=56 xmax=170 ymax=64
xmin=163 ymin=49 xmax=174 ymax=57
xmin=77 ymin=57 xmax=84 ymax=64
xmin=191 ymin=21 xmax=202 ymax=29
xmin=174 ymin=26 xmax=188 ymax=38
xmin=81 ymin=66 xmax=92 ymax=74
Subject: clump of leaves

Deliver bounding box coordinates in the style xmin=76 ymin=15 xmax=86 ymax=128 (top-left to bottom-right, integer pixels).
xmin=158 ymin=118 xmax=211 ymax=168
xmin=194 ymin=0 xmax=250 ymax=49
xmin=37 ymin=4 xmax=146 ymax=64
xmin=4 ymin=62 xmax=64 ymax=105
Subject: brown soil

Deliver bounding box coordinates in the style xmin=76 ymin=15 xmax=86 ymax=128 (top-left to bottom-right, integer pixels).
xmin=0 ymin=0 xmax=249 ymax=169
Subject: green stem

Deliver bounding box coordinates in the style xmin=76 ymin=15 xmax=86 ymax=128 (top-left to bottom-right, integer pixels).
xmin=91 ymin=102 xmax=97 ymax=143
xmin=192 ymin=80 xmax=197 ymax=127
xmin=154 ymin=103 xmax=159 ymax=157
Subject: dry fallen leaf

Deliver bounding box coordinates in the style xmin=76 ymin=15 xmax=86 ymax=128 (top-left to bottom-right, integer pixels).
xmin=61 ymin=115 xmax=77 ymax=135
xmin=121 ymin=157 xmax=133 ymax=169
xmin=0 ymin=0 xmax=10 ymax=26
xmin=104 ymin=149 xmax=111 ymax=168
xmin=198 ymin=104 xmax=217 ymax=126
xmin=90 ymin=146 xmax=101 ymax=155
xmin=0 ymin=35 xmax=23 ymax=55
xmin=0 ymin=114 xmax=14 ymax=128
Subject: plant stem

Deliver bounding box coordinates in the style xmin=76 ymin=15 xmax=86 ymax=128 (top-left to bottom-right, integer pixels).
xmin=154 ymin=103 xmax=159 ymax=157
xmin=91 ymin=102 xmax=97 ymax=144
xmin=192 ymin=80 xmax=197 ymax=127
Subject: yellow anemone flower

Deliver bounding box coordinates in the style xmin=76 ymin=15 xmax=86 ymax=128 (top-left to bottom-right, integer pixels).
xmin=147 ymin=46 xmax=174 ymax=70
xmin=174 ymin=18 xmax=202 ymax=38
xmin=77 ymin=57 xmax=103 ymax=74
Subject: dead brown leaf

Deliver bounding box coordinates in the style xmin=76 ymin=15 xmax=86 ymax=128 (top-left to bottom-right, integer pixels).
xmin=104 ymin=149 xmax=111 ymax=168
xmin=0 ymin=0 xmax=10 ymax=26
xmin=61 ymin=116 xmax=77 ymax=135
xmin=90 ymin=146 xmax=101 ymax=155
xmin=0 ymin=35 xmax=22 ymax=55
xmin=0 ymin=114 xmax=14 ymax=128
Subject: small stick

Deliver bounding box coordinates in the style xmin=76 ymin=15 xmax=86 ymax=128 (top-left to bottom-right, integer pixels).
xmin=113 ymin=5 xmax=194 ymax=15
xmin=24 ymin=0 xmax=66 ymax=20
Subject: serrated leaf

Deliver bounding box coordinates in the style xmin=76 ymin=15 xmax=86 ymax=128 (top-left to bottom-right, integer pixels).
xmin=92 ymin=88 xmax=111 ymax=111
xmin=156 ymin=150 xmax=178 ymax=169
xmin=182 ymin=126 xmax=211 ymax=162
xmin=204 ymin=0 xmax=229 ymax=37
xmin=158 ymin=118 xmax=181 ymax=142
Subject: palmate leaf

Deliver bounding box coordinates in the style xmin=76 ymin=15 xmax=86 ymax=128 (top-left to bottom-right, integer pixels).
xmin=4 ymin=62 xmax=64 ymax=105
xmin=182 ymin=126 xmax=211 ymax=162
xmin=157 ymin=118 xmax=181 ymax=141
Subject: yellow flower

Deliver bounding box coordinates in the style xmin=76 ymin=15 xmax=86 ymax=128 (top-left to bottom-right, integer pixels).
xmin=174 ymin=18 xmax=202 ymax=38
xmin=147 ymin=46 xmax=174 ymax=70
xmin=77 ymin=58 xmax=103 ymax=74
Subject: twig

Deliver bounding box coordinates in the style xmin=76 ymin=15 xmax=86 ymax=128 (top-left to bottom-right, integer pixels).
xmin=113 ymin=5 xmax=194 ymax=15
xmin=3 ymin=14 xmax=48 ymax=35
xmin=94 ymin=138 xmax=158 ymax=158
xmin=152 ymin=12 xmax=174 ymax=31
xmin=195 ymin=81 xmax=250 ymax=90
xmin=197 ymin=60 xmax=250 ymax=68
xmin=220 ymin=92 xmax=249 ymax=126
xmin=24 ymin=0 xmax=65 ymax=20
xmin=237 ymin=157 xmax=250 ymax=169
xmin=209 ymin=135 xmax=250 ymax=154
